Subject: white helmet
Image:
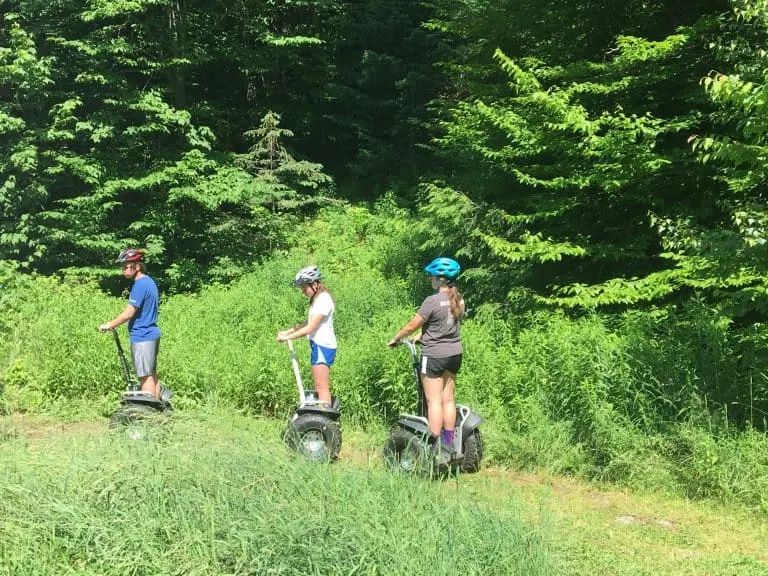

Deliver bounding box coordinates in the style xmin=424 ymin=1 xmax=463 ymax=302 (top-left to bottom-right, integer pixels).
xmin=292 ymin=265 xmax=323 ymax=286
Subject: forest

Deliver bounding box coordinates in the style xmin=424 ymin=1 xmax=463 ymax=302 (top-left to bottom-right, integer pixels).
xmin=3 ymin=0 xmax=768 ymax=511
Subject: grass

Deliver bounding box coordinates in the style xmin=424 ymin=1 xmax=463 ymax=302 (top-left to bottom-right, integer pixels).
xmin=464 ymin=469 xmax=768 ymax=575
xmin=1 ymin=410 xmax=767 ymax=575
xmin=0 ymin=410 xmax=556 ymax=576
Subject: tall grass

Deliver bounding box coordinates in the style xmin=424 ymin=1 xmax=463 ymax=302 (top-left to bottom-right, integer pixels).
xmin=0 ymin=413 xmax=558 ymax=576
xmin=3 ymin=204 xmax=768 ymax=509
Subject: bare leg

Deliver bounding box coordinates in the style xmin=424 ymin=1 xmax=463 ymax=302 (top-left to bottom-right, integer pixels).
xmin=422 ymin=375 xmax=445 ymax=436
xmin=140 ymin=374 xmax=160 ymax=398
xmin=442 ymin=371 xmax=456 ymax=433
xmin=312 ymin=364 xmax=332 ymax=405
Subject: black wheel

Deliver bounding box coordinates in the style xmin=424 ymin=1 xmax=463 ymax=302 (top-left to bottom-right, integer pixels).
xmin=284 ymin=414 xmax=341 ymax=462
xmin=383 ymin=428 xmax=430 ymax=475
xmin=109 ymin=403 xmax=160 ymax=440
xmin=459 ymin=429 xmax=484 ymax=473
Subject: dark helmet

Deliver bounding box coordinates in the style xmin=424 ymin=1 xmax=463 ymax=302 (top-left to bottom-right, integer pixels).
xmin=292 ymin=265 xmax=323 ymax=286
xmin=424 ymin=257 xmax=461 ymax=280
xmin=115 ymin=248 xmax=145 ymax=264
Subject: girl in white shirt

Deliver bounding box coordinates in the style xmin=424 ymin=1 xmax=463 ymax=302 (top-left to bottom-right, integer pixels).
xmin=277 ymin=265 xmax=337 ymax=405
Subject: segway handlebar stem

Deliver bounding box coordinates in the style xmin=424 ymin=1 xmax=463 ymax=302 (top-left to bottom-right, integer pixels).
xmin=391 ymin=338 xmax=427 ymax=417
xmin=105 ymin=328 xmax=136 ymax=390
xmin=402 ymin=338 xmax=418 ymax=358
xmin=286 ymin=340 xmax=306 ymax=401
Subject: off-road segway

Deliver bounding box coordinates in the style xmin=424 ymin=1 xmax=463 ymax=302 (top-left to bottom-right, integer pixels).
xmin=383 ymin=339 xmax=483 ymax=476
xmin=105 ymin=328 xmax=173 ymax=435
xmin=283 ymin=340 xmax=342 ymax=462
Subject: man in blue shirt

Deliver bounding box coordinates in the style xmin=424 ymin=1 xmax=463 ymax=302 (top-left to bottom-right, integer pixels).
xmin=99 ymin=249 xmax=162 ymax=398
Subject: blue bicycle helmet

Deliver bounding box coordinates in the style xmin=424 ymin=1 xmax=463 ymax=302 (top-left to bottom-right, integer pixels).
xmin=424 ymin=257 xmax=461 ymax=280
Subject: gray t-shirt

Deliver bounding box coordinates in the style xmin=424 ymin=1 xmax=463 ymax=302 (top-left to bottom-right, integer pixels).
xmin=417 ymin=292 xmax=463 ymax=357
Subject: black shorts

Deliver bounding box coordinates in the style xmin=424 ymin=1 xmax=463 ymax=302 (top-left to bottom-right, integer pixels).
xmin=420 ymin=354 xmax=462 ymax=378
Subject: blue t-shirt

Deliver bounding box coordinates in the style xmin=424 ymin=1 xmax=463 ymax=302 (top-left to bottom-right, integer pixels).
xmin=128 ymin=275 xmax=162 ymax=343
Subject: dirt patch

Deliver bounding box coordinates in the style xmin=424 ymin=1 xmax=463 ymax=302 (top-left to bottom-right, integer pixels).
xmin=0 ymin=414 xmax=106 ymax=442
xmin=615 ymin=515 xmax=678 ymax=530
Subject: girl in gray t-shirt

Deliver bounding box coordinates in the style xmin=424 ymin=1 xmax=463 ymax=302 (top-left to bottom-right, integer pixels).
xmin=388 ymin=257 xmax=465 ymax=458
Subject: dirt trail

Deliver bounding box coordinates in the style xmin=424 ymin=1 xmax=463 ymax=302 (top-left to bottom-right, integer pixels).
xmin=1 ymin=415 xmax=105 ymax=441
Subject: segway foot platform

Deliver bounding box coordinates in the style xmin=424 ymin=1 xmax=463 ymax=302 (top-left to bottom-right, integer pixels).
xmin=119 ymin=384 xmax=173 ymax=410
xmin=295 ymin=394 xmax=341 ymax=420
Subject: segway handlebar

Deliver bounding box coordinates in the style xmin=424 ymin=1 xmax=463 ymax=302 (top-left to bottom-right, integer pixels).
xmin=101 ymin=327 xmax=134 ymax=389
xmin=285 ymin=340 xmax=306 ymax=400
xmin=402 ymin=339 xmax=419 ymax=355
xmin=390 ymin=338 xmax=420 ymax=365
xmin=389 ymin=338 xmax=425 ymax=414
xmin=390 ymin=337 xmax=419 ymax=351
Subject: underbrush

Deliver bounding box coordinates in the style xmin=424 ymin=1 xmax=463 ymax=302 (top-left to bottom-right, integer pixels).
xmin=3 ymin=205 xmax=768 ymax=511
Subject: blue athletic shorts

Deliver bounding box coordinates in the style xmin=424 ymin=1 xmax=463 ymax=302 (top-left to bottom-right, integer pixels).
xmin=310 ymin=341 xmax=337 ymax=366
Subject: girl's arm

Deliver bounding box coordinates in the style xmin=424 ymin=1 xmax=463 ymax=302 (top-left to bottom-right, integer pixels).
xmin=388 ymin=313 xmax=425 ymax=347
xmin=277 ymin=315 xmax=324 ymax=342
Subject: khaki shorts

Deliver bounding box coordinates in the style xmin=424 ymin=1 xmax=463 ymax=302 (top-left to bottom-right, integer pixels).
xmin=131 ymin=339 xmax=159 ymax=378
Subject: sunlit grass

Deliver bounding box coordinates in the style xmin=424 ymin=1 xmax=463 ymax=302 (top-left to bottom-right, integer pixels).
xmin=0 ymin=411 xmax=557 ymax=576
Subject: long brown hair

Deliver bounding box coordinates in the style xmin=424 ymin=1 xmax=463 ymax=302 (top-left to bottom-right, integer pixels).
xmin=446 ymin=284 xmax=464 ymax=321
xmin=310 ymin=281 xmax=335 ymax=306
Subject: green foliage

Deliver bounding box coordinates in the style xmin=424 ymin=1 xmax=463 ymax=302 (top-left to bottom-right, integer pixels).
xmin=4 ymin=206 xmax=768 ymax=508
xmin=672 ymin=0 xmax=768 ymax=322
xmin=313 ymin=0 xmax=445 ymax=196
xmin=0 ymin=1 xmax=340 ymax=289
xmin=235 ymin=111 xmax=334 ymax=214
xmin=0 ymin=17 xmax=54 ymax=266
xmin=0 ymin=413 xmax=557 ymax=575
xmin=0 ymin=10 xmax=214 ymax=276
xmin=423 ymin=27 xmax=720 ymax=309
xmin=666 ymin=423 xmax=768 ymax=510
xmin=7 ymin=0 xmax=768 ymax=514
xmin=421 ymin=0 xmax=768 ymax=327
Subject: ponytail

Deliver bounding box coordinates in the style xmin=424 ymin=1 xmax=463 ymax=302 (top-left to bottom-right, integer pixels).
xmin=447 ymin=285 xmax=464 ymax=321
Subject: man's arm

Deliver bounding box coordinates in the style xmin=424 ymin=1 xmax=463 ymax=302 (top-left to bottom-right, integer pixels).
xmin=99 ymin=304 xmax=138 ymax=331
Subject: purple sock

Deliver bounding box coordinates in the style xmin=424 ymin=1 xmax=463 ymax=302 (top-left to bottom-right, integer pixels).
xmin=441 ymin=429 xmax=454 ymax=446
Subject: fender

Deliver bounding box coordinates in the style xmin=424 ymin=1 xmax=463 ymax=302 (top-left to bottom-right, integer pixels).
xmin=397 ymin=417 xmax=431 ymax=437
xmin=297 ymin=404 xmax=342 ymax=421
xmin=461 ymin=411 xmax=483 ymax=436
